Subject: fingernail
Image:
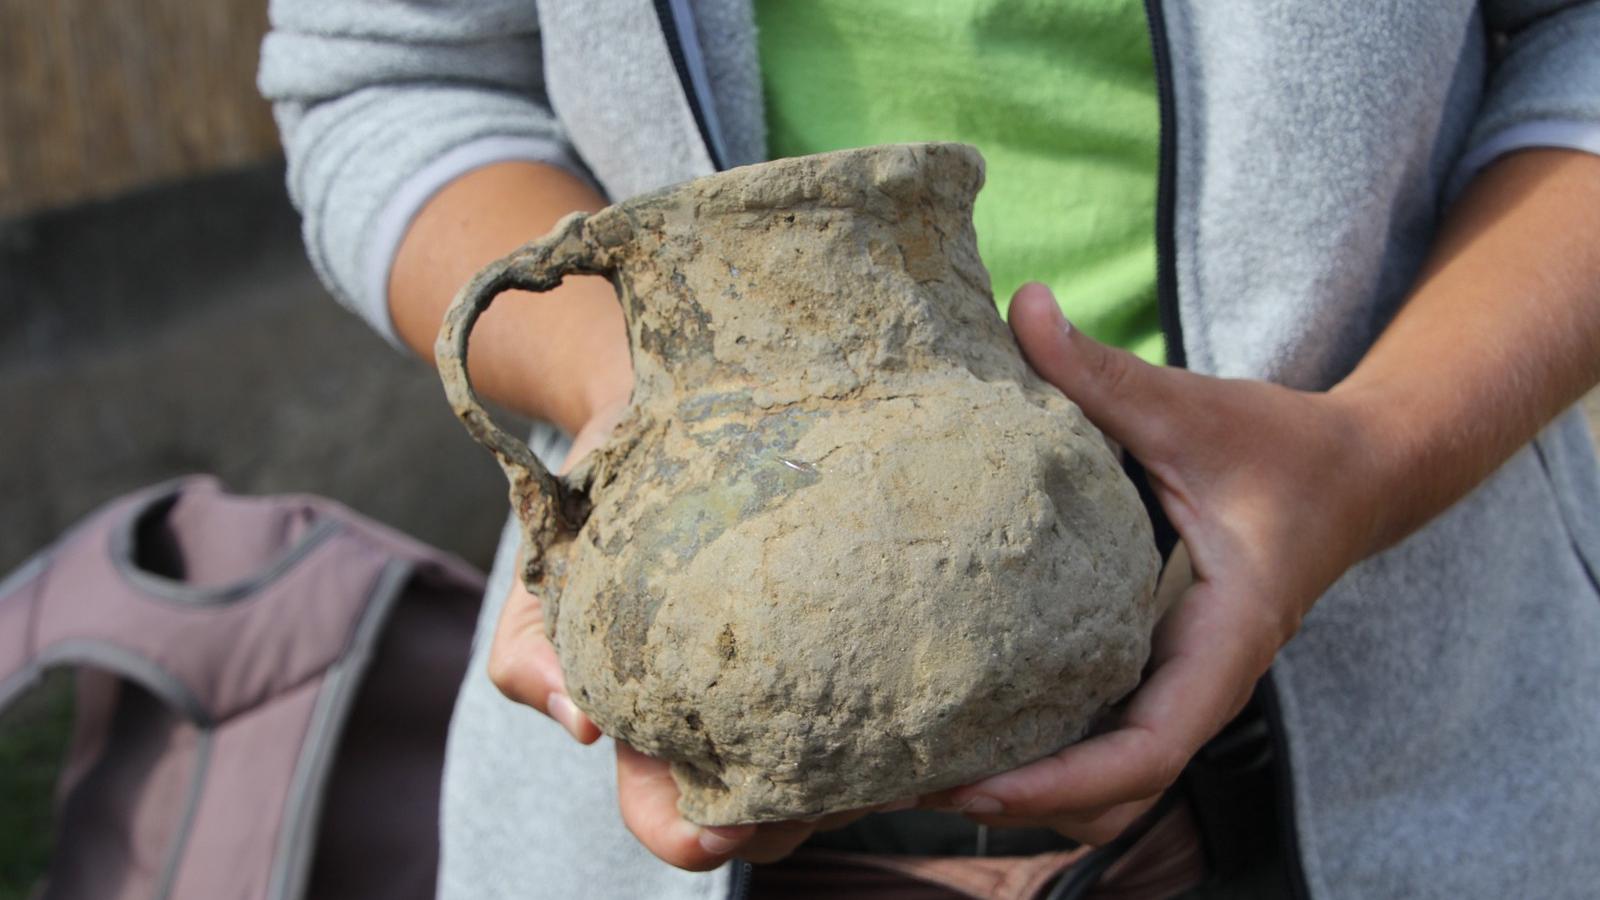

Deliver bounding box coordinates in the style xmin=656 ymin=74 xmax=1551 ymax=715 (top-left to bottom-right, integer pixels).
xmin=1055 ymin=306 xmax=1074 ymax=336
xmin=1023 ymin=283 xmax=1070 ymax=333
xmin=697 ymin=825 xmax=749 ymax=855
xmin=548 ymin=693 xmax=586 ymax=740
xmin=958 ymin=795 xmax=1004 ymax=815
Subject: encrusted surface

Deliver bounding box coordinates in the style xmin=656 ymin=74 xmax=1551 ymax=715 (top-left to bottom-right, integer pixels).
xmin=503 ymin=144 xmax=1157 ymax=824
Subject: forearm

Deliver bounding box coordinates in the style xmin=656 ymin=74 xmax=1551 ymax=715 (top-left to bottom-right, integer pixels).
xmin=945 ymin=153 xmax=1600 ymax=846
xmin=390 ymin=161 xmax=632 ymax=435
xmin=1333 ymin=149 xmax=1600 ymax=553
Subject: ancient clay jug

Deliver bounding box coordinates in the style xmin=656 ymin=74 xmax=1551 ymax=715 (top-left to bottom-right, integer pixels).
xmin=437 ymin=143 xmax=1160 ymax=826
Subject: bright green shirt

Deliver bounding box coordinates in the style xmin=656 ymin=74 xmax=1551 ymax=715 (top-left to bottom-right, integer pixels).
xmin=754 ymin=0 xmax=1163 ymax=362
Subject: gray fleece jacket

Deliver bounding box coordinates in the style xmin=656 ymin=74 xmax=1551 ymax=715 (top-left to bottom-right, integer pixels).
xmin=259 ymin=2 xmax=1600 ymax=898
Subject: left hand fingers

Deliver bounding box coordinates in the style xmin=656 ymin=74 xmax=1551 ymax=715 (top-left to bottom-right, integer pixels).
xmin=614 ymin=742 xmax=754 ymax=871
xmin=615 ymin=742 xmax=900 ymax=868
xmin=943 ymin=580 xmax=1267 ymax=820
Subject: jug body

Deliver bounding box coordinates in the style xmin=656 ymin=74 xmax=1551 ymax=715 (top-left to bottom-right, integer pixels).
xmin=438 ymin=143 xmax=1160 ymax=824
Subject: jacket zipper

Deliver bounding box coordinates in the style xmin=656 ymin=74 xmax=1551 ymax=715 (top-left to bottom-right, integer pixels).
xmin=652 ymin=7 xmax=748 ymax=896
xmin=726 ymin=859 xmax=753 ymax=900
xmin=660 ymin=4 xmax=1302 ymax=899
xmin=1142 ymin=0 xmax=1185 ymax=369
xmin=1141 ymin=5 xmax=1309 ymax=899
xmin=652 ymin=0 xmax=728 ymax=171
xmin=1131 ymin=0 xmax=1183 ymax=561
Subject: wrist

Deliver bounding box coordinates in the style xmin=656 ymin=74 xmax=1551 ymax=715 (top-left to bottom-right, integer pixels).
xmin=470 ymin=276 xmax=632 ymax=435
xmin=1322 ymin=375 xmax=1437 ymax=558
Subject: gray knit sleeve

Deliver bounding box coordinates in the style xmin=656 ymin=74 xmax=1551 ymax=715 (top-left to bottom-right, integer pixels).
xmin=257 ymin=0 xmax=590 ymax=346
xmin=1456 ymin=2 xmax=1600 ymax=184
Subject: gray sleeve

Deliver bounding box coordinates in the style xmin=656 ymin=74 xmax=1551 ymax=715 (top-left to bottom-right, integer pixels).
xmin=1456 ymin=1 xmax=1600 ymax=180
xmin=257 ymin=0 xmax=591 ymax=346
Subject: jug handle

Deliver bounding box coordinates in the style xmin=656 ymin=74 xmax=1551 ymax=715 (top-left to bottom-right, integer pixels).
xmin=435 ymin=212 xmax=610 ymax=584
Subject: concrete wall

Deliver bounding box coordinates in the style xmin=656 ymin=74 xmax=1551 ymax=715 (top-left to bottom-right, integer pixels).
xmin=0 ymin=163 xmax=516 ymax=576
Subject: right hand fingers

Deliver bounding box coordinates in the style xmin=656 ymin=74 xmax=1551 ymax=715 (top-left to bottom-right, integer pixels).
xmin=490 ymin=402 xmax=623 ymax=743
xmin=486 ymin=578 xmax=600 ymax=743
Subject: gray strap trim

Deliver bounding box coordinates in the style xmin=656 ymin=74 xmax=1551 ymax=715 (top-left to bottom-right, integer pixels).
xmin=0 ymin=663 xmax=43 ymax=717
xmin=35 ymin=639 xmax=213 ymax=727
xmin=0 ymin=633 xmax=217 ymax=900
xmin=0 ymin=551 xmax=52 ymax=711
xmin=0 ymin=550 xmax=50 ymax=605
xmin=153 ymin=728 xmax=215 ymax=900
xmin=0 ymin=478 xmax=207 ymax=715
xmin=108 ymin=481 xmax=342 ymax=605
xmin=266 ymin=559 xmax=415 ymax=900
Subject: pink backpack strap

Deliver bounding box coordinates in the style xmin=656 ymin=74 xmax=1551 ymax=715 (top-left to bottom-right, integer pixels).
xmin=0 ymin=476 xmax=483 ymax=900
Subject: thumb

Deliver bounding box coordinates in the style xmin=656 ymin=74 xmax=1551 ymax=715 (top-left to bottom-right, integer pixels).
xmin=1008 ymin=282 xmax=1181 ymax=459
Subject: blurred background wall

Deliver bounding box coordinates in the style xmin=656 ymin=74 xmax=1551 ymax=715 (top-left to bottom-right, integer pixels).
xmin=1 ymin=0 xmax=280 ymax=219
xmin=0 ymin=8 xmax=512 ymax=892
xmin=0 ymin=0 xmax=514 ymax=580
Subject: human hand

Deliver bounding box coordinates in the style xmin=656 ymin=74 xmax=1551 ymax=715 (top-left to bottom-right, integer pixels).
xmin=486 ymin=398 xmax=630 ymax=744
xmin=611 ymin=744 xmax=915 ymax=870
xmin=924 ymin=282 xmax=1390 ymax=844
xmin=485 ymin=396 xmax=909 ymax=869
